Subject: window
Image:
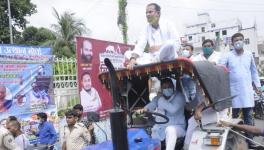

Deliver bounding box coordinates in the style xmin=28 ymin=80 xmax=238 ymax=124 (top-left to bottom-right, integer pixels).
xmin=215 ymin=32 xmax=220 ymax=38
xmin=261 ymin=50 xmax=264 ymax=55
xmin=188 ymin=36 xmax=192 ymax=41
xmin=202 ymin=36 xmax=205 ymax=42
xmin=211 ymin=23 xmax=216 ymax=28
xmin=252 ymin=52 xmax=255 ymax=57
xmin=201 ymin=27 xmax=205 ymax=32
xmin=222 ymin=30 xmax=227 ymax=36
xmin=245 ymin=38 xmax=250 ymax=45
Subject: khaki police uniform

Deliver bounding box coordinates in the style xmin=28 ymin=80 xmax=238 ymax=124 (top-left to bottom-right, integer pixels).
xmin=0 ymin=126 xmax=21 ymax=150
xmin=63 ymin=122 xmax=90 ymax=150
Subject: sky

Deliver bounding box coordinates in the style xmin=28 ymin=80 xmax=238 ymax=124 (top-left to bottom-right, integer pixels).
xmin=27 ymin=0 xmax=264 ymax=44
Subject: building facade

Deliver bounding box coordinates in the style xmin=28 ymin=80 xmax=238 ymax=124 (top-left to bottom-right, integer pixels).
xmin=184 ymin=13 xmax=258 ymax=58
xmin=183 ymin=13 xmax=264 ymax=76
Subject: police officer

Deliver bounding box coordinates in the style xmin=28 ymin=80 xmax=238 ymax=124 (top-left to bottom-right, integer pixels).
xmin=62 ymin=110 xmax=90 ymax=150
xmin=73 ymin=104 xmax=96 ymax=144
xmin=0 ymin=126 xmax=21 ymax=150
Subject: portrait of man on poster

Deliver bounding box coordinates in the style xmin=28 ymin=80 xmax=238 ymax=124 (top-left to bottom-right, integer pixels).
xmin=0 ymin=86 xmax=13 ymax=112
xmin=81 ymin=40 xmax=93 ymax=63
xmin=80 ymin=72 xmax=102 ymax=112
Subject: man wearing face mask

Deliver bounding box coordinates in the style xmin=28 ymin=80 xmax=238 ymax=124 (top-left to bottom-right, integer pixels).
xmin=136 ymin=78 xmax=186 ymax=150
xmin=126 ymin=3 xmax=180 ymax=69
xmin=220 ymin=33 xmax=261 ymax=147
xmin=183 ymin=40 xmax=229 ymax=149
xmin=31 ymin=112 xmax=57 ymax=150
xmin=192 ymin=39 xmax=221 ymax=64
xmin=181 ymin=44 xmax=195 ymax=60
xmin=180 ymin=44 xmax=196 ymax=103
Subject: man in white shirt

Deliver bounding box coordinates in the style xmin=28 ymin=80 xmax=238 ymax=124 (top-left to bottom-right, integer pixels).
xmin=192 ymin=39 xmax=221 ymax=64
xmin=126 ymin=3 xmax=180 ymax=69
xmin=0 ymin=126 xmax=21 ymax=150
xmin=62 ymin=110 xmax=90 ymax=150
xmin=6 ymin=120 xmax=30 ymax=150
xmin=80 ymin=72 xmax=102 ymax=112
xmin=184 ymin=39 xmax=229 ymax=149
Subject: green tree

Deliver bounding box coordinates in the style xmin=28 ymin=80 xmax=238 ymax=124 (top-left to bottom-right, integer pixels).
xmin=19 ymin=26 xmax=56 ymax=46
xmin=117 ymin=0 xmax=128 ymax=44
xmin=0 ymin=0 xmax=36 ymax=44
xmin=52 ymin=8 xmax=87 ymax=57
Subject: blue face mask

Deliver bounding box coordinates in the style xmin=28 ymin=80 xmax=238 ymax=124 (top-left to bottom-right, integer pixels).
xmin=182 ymin=50 xmax=190 ymax=58
xmin=162 ymin=88 xmax=174 ymax=98
xmin=202 ymin=47 xmax=213 ymax=57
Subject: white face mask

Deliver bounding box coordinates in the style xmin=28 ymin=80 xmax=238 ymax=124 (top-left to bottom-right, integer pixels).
xmin=234 ymin=41 xmax=244 ymax=50
xmin=182 ymin=50 xmax=190 ymax=58
xmin=35 ymin=120 xmax=41 ymax=124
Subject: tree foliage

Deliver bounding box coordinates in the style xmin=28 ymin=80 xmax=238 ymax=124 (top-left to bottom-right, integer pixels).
xmin=0 ymin=0 xmax=36 ymax=44
xmin=52 ymin=8 xmax=87 ymax=58
xmin=117 ymin=0 xmax=128 ymax=44
xmin=19 ymin=26 xmax=56 ymax=46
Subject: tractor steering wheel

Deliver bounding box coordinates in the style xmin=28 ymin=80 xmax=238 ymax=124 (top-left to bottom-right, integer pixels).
xmin=130 ymin=111 xmax=169 ymax=128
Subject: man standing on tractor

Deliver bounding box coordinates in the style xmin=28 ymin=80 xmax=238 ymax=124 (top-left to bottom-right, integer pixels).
xmin=184 ymin=39 xmax=229 ymax=149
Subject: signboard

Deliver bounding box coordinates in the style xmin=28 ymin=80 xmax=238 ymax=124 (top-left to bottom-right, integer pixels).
xmin=0 ymin=44 xmax=58 ymax=143
xmin=76 ymin=37 xmax=133 ymax=112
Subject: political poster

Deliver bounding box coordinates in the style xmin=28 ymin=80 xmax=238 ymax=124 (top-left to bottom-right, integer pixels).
xmin=76 ymin=37 xmax=133 ymax=112
xmin=0 ymin=44 xmax=58 ymax=143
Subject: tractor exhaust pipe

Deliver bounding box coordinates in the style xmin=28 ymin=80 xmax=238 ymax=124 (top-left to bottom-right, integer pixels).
xmin=104 ymin=58 xmax=128 ymax=150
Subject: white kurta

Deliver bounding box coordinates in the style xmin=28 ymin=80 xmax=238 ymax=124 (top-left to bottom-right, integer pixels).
xmin=219 ymin=50 xmax=261 ymax=108
xmin=126 ymin=18 xmax=180 ymax=60
xmin=192 ymin=51 xmax=221 ymax=64
xmin=184 ymin=51 xmax=229 ymax=148
xmin=80 ymin=88 xmax=102 ymax=112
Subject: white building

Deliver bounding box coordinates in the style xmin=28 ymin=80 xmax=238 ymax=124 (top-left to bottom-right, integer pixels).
xmin=184 ymin=13 xmax=258 ymax=58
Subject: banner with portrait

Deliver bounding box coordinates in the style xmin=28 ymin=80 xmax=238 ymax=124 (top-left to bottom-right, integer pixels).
xmin=76 ymin=37 xmax=133 ymax=112
xmin=0 ymin=44 xmax=58 ymax=143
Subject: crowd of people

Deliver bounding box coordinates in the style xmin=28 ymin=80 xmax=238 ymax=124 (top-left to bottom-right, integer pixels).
xmin=0 ymin=104 xmax=97 ymax=150
xmin=129 ymin=2 xmax=263 ymax=150
xmin=0 ymin=113 xmax=57 ymax=150
xmin=1 ymin=2 xmax=264 ymax=150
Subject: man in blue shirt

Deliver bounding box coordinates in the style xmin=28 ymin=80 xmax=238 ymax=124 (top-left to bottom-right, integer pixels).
xmin=136 ymin=78 xmax=186 ymax=150
xmin=220 ymin=33 xmax=261 ymax=125
xmin=220 ymin=33 xmax=261 ymax=146
xmin=32 ymin=112 xmax=57 ymax=150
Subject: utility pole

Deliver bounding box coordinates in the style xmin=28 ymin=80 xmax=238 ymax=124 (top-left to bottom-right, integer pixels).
xmin=7 ymin=0 xmax=13 ymax=44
